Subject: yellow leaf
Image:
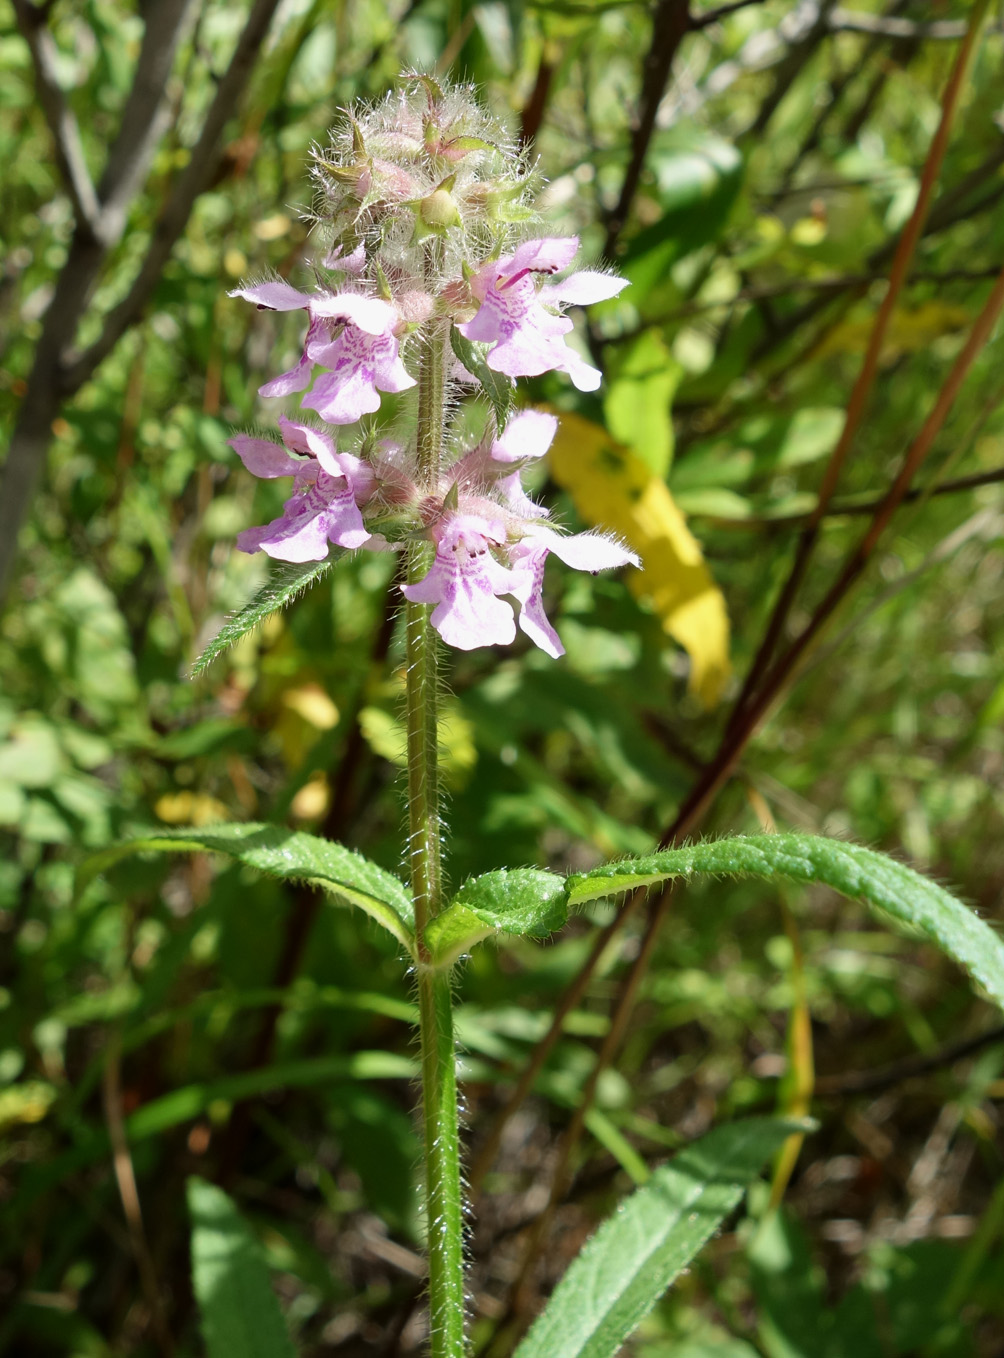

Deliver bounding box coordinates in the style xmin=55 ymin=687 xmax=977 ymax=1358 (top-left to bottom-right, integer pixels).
xmin=281 ymin=683 xmax=340 ymax=730
xmin=816 ymin=302 xmax=972 ymax=364
xmin=548 ymin=412 xmax=730 ymax=706
xmin=0 ymin=1081 xmax=56 ymax=1130
xmin=291 ymin=773 xmax=330 ymax=821
xmin=155 ymin=791 xmax=230 ymax=826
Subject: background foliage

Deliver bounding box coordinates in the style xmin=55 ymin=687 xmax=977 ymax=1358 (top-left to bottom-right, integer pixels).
xmin=2 ymin=0 xmax=1004 ymax=1353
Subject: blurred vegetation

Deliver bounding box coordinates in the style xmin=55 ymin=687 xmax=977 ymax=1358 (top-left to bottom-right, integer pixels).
xmin=2 ymin=0 xmax=1004 ymax=1354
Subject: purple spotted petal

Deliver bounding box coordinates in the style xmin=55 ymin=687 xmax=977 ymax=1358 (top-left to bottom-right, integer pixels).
xmin=401 ymin=515 xmax=516 ymax=651
xmin=508 ymin=528 xmax=640 ymax=657
xmin=303 ymin=327 xmax=415 ymax=425
xmin=238 ymin=472 xmax=371 ymax=562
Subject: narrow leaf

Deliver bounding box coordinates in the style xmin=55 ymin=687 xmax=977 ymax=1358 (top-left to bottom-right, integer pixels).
xmin=425 ymin=868 xmax=567 ymax=967
xmin=188 ymin=1177 xmax=297 ymax=1358
xmin=192 ymin=559 xmax=333 ymax=677
xmin=567 ymin=834 xmax=1004 ymax=1012
xmin=450 ymin=324 xmax=515 ymax=432
xmin=515 ymin=1118 xmax=806 ymax=1358
xmin=79 ymin=822 xmax=415 ymax=953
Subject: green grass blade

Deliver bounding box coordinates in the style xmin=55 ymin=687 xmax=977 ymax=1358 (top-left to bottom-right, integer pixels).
xmin=188 ymin=1177 xmax=298 ymax=1358
xmin=78 ymin=822 xmax=415 ymax=953
xmin=515 ymin=1118 xmax=807 ymax=1358
xmin=566 ymin=834 xmax=1004 ymax=1012
xmin=192 ymin=559 xmax=333 ymax=677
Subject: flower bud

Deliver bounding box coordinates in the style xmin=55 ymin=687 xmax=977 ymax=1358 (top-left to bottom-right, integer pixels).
xmin=420 ymin=187 xmax=462 ymax=230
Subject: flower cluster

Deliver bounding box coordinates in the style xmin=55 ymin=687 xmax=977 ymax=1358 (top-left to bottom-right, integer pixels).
xmin=230 ymin=78 xmax=637 ymax=655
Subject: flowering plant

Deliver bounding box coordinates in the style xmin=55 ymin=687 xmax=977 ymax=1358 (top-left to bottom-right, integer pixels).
xmin=89 ymin=75 xmax=1004 ymax=1358
xmin=228 ymin=80 xmax=636 ymax=656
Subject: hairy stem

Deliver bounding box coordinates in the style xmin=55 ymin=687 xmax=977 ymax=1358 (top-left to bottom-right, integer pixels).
xmin=407 ymin=308 xmax=465 ymax=1357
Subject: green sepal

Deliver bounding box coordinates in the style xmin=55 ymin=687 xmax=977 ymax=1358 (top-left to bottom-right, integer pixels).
xmin=424 ymin=868 xmax=567 ymax=968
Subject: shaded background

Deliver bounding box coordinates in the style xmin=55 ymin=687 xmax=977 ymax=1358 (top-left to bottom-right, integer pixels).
xmin=2 ymin=0 xmax=1004 ymax=1353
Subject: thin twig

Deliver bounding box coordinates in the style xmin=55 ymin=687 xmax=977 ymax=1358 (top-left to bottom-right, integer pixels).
xmin=696 ymin=464 xmax=1004 ymax=529
xmin=727 ymin=0 xmax=989 ymax=735
xmin=603 ymin=0 xmax=692 ymax=258
xmin=61 ymin=0 xmax=285 ymax=393
xmin=11 ymin=0 xmax=103 ymax=237
xmin=816 ymin=1024 xmax=1004 ymax=1097
xmin=97 ymin=0 xmax=199 ymax=237
xmin=103 ymin=1030 xmax=173 ymax=1358
xmin=689 ymin=0 xmax=767 ymax=31
xmin=827 ymin=8 xmax=968 ymax=40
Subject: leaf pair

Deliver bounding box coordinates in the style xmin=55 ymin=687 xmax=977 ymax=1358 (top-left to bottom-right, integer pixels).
xmin=82 ymin=827 xmax=1004 ymax=1015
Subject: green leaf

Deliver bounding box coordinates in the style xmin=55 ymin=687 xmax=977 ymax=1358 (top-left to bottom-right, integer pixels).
xmin=450 ymin=324 xmax=514 ymax=432
xmin=604 ymin=330 xmax=682 ymax=477
xmin=188 ymin=1177 xmax=297 ymax=1358
xmin=425 ymin=868 xmax=567 ymax=968
xmin=192 ymin=559 xmax=333 ymax=677
xmin=78 ymin=822 xmax=415 ymax=954
xmin=621 ymin=126 xmax=743 ymax=300
xmin=514 ymin=1118 xmax=807 ymax=1358
xmin=567 ymin=834 xmax=1004 ymax=1012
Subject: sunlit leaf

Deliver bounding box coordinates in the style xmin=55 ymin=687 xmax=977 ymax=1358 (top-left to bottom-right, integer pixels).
xmin=188 ymin=1178 xmax=297 ymax=1358
xmin=450 ymin=324 xmax=515 ymax=431
xmin=425 ymin=868 xmax=568 ymax=967
xmin=514 ymin=1118 xmax=806 ymax=1358
xmin=604 ymin=330 xmax=682 ymax=477
xmin=78 ymin=822 xmax=415 ymax=953
xmin=567 ymin=834 xmax=1004 ymax=1011
xmin=549 ymin=412 xmax=730 ymax=706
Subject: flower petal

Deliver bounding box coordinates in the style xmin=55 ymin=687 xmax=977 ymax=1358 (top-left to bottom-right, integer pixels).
xmin=503 ymin=237 xmax=580 ymax=278
xmin=491 ymin=410 xmax=558 ymax=463
xmin=231 ymin=280 xmax=313 ymax=311
xmin=309 ymin=292 xmax=397 ymax=335
xmin=529 ymin=526 xmax=640 ymax=572
xmin=542 ymin=271 xmax=629 ymax=305
xmin=229 ymin=434 xmax=301 ymax=479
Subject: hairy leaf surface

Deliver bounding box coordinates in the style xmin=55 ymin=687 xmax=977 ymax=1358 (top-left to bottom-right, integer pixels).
xmin=425 ymin=867 xmax=567 ymax=966
xmin=515 ymin=1118 xmax=805 ymax=1358
xmin=79 ymin=822 xmax=415 ymax=951
xmin=192 ymin=559 xmax=333 ymax=676
xmin=568 ymin=834 xmax=1004 ymax=1011
xmin=450 ymin=325 xmax=514 ymax=432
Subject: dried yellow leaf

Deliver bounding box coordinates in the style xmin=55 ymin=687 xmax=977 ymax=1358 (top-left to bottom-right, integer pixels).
xmin=548 ymin=412 xmax=730 ymax=707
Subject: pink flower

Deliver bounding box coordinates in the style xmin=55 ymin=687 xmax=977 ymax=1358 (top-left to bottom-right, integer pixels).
xmin=231 ymin=416 xmax=375 ymax=562
xmin=489 ymin=408 xmax=557 ymax=518
xmin=400 ymin=513 xmax=517 ymax=651
xmin=458 ymin=238 xmax=627 ymax=391
xmin=230 ymin=281 xmax=416 ymax=421
xmin=508 ymin=526 xmax=640 ymax=658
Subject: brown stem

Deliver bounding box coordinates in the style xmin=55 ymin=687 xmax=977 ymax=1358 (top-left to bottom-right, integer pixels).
xmin=603 ymin=0 xmax=691 ymax=259
xmin=103 ymin=1030 xmax=174 ymax=1358
xmin=727 ymin=0 xmax=989 ymax=734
